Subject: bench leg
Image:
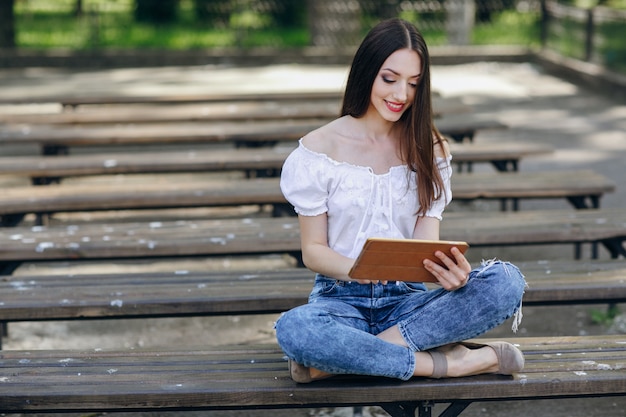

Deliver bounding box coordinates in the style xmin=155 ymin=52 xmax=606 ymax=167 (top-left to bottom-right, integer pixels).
xmin=602 ymin=238 xmax=626 ymax=259
xmin=437 ymin=401 xmax=472 ymax=417
xmin=380 ymin=400 xmax=471 ymax=417
xmin=0 ymin=322 xmax=7 ymax=350
xmin=0 ymin=214 xmax=26 ymax=227
xmin=42 ymin=144 xmax=69 ymax=156
xmin=0 ymin=261 xmax=21 ymax=275
xmin=272 ymin=203 xmax=296 ymax=217
xmin=491 ymin=160 xmax=517 ymax=172
xmin=499 ymin=198 xmax=520 ymax=212
xmin=381 ymin=402 xmax=420 ymax=417
xmin=566 ymin=195 xmax=600 ymax=210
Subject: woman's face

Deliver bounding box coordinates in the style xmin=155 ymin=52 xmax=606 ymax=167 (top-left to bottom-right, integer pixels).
xmin=367 ymin=48 xmax=421 ymax=123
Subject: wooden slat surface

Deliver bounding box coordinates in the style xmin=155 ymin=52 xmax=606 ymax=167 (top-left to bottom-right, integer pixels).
xmin=0 ymin=209 xmax=624 ymax=268
xmin=0 ymin=142 xmax=553 ymax=179
xmin=0 ymin=260 xmax=624 ymax=322
xmin=0 ymin=90 xmax=344 ymax=106
xmin=0 ymin=170 xmax=613 ymax=216
xmin=0 ymin=119 xmax=325 ymax=147
xmin=1 ymin=336 xmax=626 ymax=413
xmin=0 ymin=97 xmax=470 ymax=125
xmin=2 ymin=100 xmax=342 ymax=125
xmin=452 ymin=169 xmax=615 ymax=200
xmin=0 ymin=115 xmax=504 ymax=148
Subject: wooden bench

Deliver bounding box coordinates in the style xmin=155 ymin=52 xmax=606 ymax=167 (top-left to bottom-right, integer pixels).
xmin=0 ymin=169 xmax=613 ymax=227
xmin=1 ymin=336 xmax=626 ymax=416
xmin=0 ymin=208 xmax=624 ymax=275
xmin=0 ymin=90 xmax=345 ymax=107
xmin=0 ymin=96 xmax=470 ymax=125
xmin=1 ymin=259 xmax=625 ymax=348
xmin=0 ymin=114 xmax=505 ymax=154
xmin=0 ymin=142 xmax=553 ymax=186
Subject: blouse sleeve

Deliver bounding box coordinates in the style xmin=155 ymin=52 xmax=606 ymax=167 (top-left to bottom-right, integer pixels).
xmin=424 ymin=156 xmax=453 ymax=220
xmin=279 ymin=144 xmax=330 ymax=216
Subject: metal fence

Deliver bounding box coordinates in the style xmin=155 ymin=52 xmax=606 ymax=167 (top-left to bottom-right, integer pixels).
xmin=15 ymin=0 xmax=540 ymax=47
xmin=206 ymin=0 xmax=540 ymax=46
xmin=541 ymin=1 xmax=626 ymax=72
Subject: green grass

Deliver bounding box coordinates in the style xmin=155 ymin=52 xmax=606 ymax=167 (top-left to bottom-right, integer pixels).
xmin=15 ymin=11 xmax=309 ymax=49
xmin=14 ymin=0 xmax=309 ymax=49
xmin=473 ymin=11 xmax=542 ymax=46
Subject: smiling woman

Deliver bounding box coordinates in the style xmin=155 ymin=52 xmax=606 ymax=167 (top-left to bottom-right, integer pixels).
xmin=275 ymin=17 xmax=527 ymax=384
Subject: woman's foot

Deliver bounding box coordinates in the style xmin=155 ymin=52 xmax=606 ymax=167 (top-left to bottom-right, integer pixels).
xmin=288 ymin=359 xmax=333 ymax=383
xmin=427 ymin=341 xmax=524 ymax=378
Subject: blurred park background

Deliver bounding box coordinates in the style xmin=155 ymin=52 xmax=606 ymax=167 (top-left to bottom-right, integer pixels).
xmin=0 ymin=0 xmax=624 ymax=73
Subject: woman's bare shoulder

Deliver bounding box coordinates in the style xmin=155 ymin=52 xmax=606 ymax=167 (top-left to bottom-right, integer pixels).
xmin=301 ymin=117 xmax=347 ymax=154
xmin=434 ymin=135 xmax=451 ymax=158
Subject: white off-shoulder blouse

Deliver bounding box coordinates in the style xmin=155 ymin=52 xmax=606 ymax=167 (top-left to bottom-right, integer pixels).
xmin=280 ymin=140 xmax=453 ymax=259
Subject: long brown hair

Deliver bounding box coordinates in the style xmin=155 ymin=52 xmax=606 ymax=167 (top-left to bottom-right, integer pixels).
xmin=341 ymin=18 xmax=446 ymax=216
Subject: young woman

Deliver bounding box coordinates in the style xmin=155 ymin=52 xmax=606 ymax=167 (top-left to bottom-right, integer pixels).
xmin=276 ymin=18 xmax=526 ymax=383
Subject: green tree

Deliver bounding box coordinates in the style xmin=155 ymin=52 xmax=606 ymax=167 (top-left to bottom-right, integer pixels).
xmin=272 ymin=0 xmax=307 ymax=28
xmin=194 ymin=0 xmax=231 ymax=25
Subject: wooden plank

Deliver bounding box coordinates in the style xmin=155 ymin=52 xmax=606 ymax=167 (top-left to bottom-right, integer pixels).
xmin=0 ymin=209 xmax=624 ymax=274
xmin=0 ymin=147 xmax=295 ymax=179
xmin=454 ymin=170 xmax=615 ymax=199
xmin=452 ymin=169 xmax=614 ymax=209
xmin=0 ymin=90 xmax=344 ymax=106
xmin=0 ymin=114 xmax=504 ymax=149
xmin=435 ymin=114 xmax=507 ymax=142
xmin=0 ymin=120 xmax=325 ymax=147
xmin=0 ymin=96 xmax=469 ymax=125
xmin=2 ymin=100 xmax=341 ymax=124
xmin=0 ymin=142 xmax=553 ymax=180
xmin=0 ymin=260 xmax=624 ymax=323
xmin=1 ymin=336 xmax=626 ymax=413
xmin=0 ymin=170 xmax=613 ymax=219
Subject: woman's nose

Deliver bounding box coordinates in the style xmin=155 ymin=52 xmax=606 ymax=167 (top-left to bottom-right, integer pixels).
xmin=393 ymin=83 xmax=408 ymax=102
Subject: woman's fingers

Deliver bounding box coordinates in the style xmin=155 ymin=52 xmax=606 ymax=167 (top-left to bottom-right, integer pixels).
xmin=423 ymin=247 xmax=471 ymax=291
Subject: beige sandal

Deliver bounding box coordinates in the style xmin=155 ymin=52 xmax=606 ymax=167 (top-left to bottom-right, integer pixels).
xmin=460 ymin=341 xmax=525 ymax=375
xmin=427 ymin=341 xmax=524 ymax=378
xmin=288 ymin=359 xmax=333 ymax=383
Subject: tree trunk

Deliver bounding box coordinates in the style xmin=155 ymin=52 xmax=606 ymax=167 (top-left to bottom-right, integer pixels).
xmin=135 ymin=0 xmax=178 ymax=23
xmin=0 ymin=0 xmax=16 ymax=48
xmin=445 ymin=0 xmax=475 ymax=45
xmin=74 ymin=0 xmax=84 ymax=17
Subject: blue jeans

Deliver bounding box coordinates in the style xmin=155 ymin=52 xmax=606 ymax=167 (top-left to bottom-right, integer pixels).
xmin=275 ymin=260 xmax=526 ymax=380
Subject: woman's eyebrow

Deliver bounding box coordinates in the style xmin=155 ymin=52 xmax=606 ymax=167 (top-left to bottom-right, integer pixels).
xmin=382 ymin=68 xmax=420 ymax=78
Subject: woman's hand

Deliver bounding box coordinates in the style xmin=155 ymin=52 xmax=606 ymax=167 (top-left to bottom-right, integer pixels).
xmin=423 ymin=246 xmax=472 ymax=291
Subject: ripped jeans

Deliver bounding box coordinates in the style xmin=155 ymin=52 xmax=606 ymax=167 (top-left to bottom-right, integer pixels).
xmin=275 ymin=260 xmax=526 ymax=381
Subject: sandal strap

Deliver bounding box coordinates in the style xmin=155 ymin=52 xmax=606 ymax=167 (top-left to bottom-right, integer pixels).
xmin=428 ymin=350 xmax=448 ymax=378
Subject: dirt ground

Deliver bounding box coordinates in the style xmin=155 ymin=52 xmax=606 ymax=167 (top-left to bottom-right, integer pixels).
xmin=1 ymin=61 xmax=625 ymax=416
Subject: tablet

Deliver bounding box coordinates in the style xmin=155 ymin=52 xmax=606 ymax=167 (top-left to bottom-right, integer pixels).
xmin=348 ymin=238 xmax=469 ymax=283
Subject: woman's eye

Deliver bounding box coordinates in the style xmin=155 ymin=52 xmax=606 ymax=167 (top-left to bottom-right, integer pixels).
xmin=382 ymin=76 xmax=395 ymax=84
